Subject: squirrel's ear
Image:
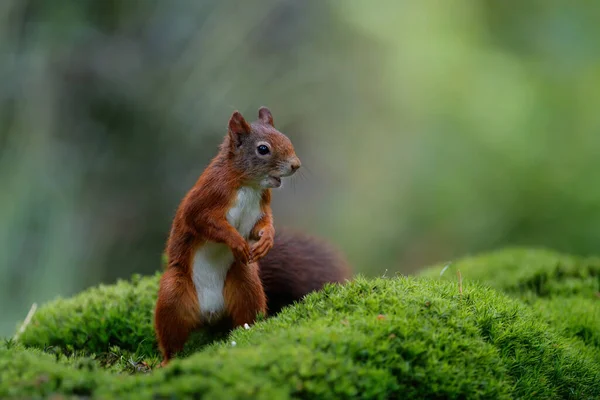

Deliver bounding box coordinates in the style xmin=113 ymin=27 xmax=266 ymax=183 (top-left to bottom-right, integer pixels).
xmin=258 ymin=106 xmax=274 ymax=127
xmin=228 ymin=111 xmax=251 ymax=145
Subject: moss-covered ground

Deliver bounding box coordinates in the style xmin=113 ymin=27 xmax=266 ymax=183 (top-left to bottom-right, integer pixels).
xmin=2 ymin=248 xmax=599 ymax=399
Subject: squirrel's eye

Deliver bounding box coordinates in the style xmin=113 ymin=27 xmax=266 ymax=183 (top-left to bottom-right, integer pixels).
xmin=257 ymin=144 xmax=270 ymax=155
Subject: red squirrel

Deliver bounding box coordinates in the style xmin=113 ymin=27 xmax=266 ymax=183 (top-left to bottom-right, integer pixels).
xmin=155 ymin=107 xmax=304 ymax=365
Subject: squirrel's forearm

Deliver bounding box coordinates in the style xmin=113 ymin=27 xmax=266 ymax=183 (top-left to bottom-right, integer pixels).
xmin=250 ymin=191 xmax=274 ymax=241
xmin=250 ymin=213 xmax=274 ymax=241
xmin=183 ymin=191 xmax=246 ymax=248
xmin=203 ymin=217 xmax=247 ymax=248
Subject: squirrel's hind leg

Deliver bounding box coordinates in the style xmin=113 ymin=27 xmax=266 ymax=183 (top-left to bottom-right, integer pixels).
xmin=154 ymin=268 xmax=200 ymax=366
xmin=223 ymin=261 xmax=267 ymax=328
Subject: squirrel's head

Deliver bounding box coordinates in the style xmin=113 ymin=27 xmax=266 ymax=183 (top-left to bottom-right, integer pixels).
xmin=226 ymin=107 xmax=301 ymax=189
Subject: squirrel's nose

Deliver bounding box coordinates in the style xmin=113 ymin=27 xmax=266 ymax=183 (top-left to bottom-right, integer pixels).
xmin=290 ymin=158 xmax=301 ymax=172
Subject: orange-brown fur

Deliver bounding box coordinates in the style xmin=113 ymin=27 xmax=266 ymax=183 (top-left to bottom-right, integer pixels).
xmin=155 ymin=107 xmax=300 ymax=365
xmin=223 ymin=260 xmax=267 ymax=327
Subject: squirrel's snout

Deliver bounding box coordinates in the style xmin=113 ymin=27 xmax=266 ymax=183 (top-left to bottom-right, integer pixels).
xmin=276 ymin=157 xmax=301 ymax=179
xmin=289 ymin=157 xmax=301 ymax=173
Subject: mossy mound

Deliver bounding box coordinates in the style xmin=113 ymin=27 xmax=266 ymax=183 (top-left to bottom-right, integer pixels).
xmin=420 ymin=247 xmax=600 ymax=298
xmin=18 ymin=272 xmax=162 ymax=356
xmin=17 ymin=271 xmax=224 ymax=367
xmin=420 ymin=247 xmax=600 ymax=355
xmin=3 ymin=249 xmax=600 ymax=399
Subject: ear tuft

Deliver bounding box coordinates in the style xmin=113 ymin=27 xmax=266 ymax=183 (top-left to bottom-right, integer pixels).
xmin=258 ymin=106 xmax=274 ymax=127
xmin=228 ymin=111 xmax=251 ymax=135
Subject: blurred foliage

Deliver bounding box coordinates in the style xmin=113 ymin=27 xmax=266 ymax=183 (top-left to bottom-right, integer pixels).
xmin=1 ymin=0 xmax=600 ymax=335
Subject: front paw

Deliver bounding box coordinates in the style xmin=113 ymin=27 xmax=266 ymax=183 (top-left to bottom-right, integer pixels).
xmin=231 ymin=239 xmax=252 ymax=265
xmin=250 ymin=229 xmax=274 ymax=261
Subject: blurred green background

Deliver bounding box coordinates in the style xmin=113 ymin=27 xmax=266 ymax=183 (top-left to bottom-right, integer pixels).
xmin=1 ymin=0 xmax=600 ymax=336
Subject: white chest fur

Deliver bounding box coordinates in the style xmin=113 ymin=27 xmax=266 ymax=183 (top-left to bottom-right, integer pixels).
xmin=192 ymin=187 xmax=263 ymax=320
xmin=225 ymin=187 xmax=263 ymax=239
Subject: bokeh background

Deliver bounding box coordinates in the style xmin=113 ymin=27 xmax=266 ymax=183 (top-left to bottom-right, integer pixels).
xmin=2 ymin=0 xmax=600 ymax=336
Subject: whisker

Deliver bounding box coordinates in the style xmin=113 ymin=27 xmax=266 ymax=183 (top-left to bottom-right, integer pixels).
xmin=298 ymin=169 xmax=308 ymax=182
xmin=302 ymin=164 xmax=315 ymax=178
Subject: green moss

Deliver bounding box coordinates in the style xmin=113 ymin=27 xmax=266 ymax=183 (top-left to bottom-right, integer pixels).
xmin=5 ymin=248 xmax=600 ymax=398
xmin=18 ymin=272 xmax=231 ymax=361
xmin=420 ymin=247 xmax=600 ymax=298
xmin=3 ymin=272 xmax=599 ymax=399
xmin=420 ymin=247 xmax=600 ymax=360
xmin=532 ymin=297 xmax=600 ymax=354
xmin=19 ymin=272 xmax=162 ymax=356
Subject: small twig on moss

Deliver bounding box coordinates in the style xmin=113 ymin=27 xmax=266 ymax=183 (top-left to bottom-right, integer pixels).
xmin=457 ymin=270 xmax=463 ymax=298
xmin=13 ymin=302 xmax=38 ymax=341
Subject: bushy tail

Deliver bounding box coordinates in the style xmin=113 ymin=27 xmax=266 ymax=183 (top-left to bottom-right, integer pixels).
xmin=258 ymin=229 xmax=351 ymax=314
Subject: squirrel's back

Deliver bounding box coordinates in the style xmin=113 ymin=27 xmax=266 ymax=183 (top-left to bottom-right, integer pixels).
xmin=258 ymin=229 xmax=351 ymax=314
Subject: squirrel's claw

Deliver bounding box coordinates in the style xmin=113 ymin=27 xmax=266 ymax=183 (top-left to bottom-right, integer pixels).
xmin=251 ymin=234 xmax=274 ymax=261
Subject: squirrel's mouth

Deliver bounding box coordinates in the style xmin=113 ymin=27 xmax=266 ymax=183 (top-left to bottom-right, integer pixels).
xmin=262 ymin=175 xmax=283 ymax=189
xmin=267 ymin=176 xmax=282 ymax=188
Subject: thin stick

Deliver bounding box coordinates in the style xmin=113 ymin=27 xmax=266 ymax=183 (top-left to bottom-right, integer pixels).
xmin=457 ymin=270 xmax=463 ymax=298
xmin=13 ymin=303 xmax=37 ymax=341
